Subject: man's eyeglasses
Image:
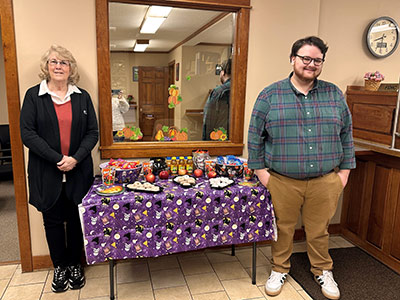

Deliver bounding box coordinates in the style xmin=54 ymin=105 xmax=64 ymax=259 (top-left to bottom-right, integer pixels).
xmin=295 ymin=55 xmax=324 ymax=66
xmin=48 ymin=59 xmax=70 ymax=67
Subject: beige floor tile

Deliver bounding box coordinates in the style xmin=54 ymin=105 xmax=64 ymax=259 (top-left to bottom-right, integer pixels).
xmin=40 ymin=289 xmax=79 ymax=300
xmin=292 ymin=241 xmax=307 ymax=253
xmin=179 ymin=256 xmax=213 ymax=275
xmin=0 ymin=265 xmax=18 ymax=280
xmin=221 ymin=277 xmax=264 ymax=300
xmin=235 ymin=248 xmax=271 ymax=268
xmin=245 ymin=264 xmax=272 ymax=286
xmin=258 ymin=245 xmax=272 ymax=260
xmin=148 ymin=255 xmax=180 ymax=271
xmin=329 ymin=235 xmax=355 ymax=248
xmin=154 ymin=286 xmax=192 ymax=300
xmin=185 ymin=272 xmax=223 ymax=295
xmin=79 ymin=276 xmax=114 ymax=299
xmin=206 ymin=250 xmax=239 ymax=264
xmin=177 ymin=249 xmax=206 ymax=260
xmin=2 ymin=283 xmax=43 ymax=300
xmin=85 ymin=263 xmax=110 ymax=279
xmin=117 ymin=280 xmax=154 ymax=300
xmin=192 ymin=291 xmax=230 ymax=300
xmin=287 ymin=274 xmax=303 ymax=291
xmin=0 ymin=278 xmax=10 ymax=298
xmin=259 ymin=281 xmax=305 ymax=300
xmin=150 ymin=268 xmax=186 ymax=290
xmin=80 ymin=297 xmax=110 ymax=300
xmin=117 ymin=261 xmax=149 ymax=284
xmin=9 ymin=268 xmax=48 ymax=286
xmin=212 ymin=261 xmax=249 ymax=281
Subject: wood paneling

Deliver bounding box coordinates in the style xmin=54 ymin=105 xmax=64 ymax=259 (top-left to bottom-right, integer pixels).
xmin=97 ymin=0 xmax=250 ymax=158
xmin=341 ymin=151 xmax=400 ymax=274
xmin=366 ymin=165 xmax=390 ymax=249
xmin=346 ymin=86 xmax=399 ymax=146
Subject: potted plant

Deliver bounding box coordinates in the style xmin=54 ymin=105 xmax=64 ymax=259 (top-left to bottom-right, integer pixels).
xmin=364 ymin=71 xmax=384 ymax=91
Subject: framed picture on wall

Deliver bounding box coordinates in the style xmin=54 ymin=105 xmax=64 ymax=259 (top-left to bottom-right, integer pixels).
xmin=176 ymin=63 xmax=179 ymax=81
xmin=133 ymin=67 xmax=139 ymax=82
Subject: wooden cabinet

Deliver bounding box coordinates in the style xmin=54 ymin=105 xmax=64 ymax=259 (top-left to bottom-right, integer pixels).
xmin=341 ymin=151 xmax=400 ymax=273
xmin=346 ymin=86 xmax=400 ymax=148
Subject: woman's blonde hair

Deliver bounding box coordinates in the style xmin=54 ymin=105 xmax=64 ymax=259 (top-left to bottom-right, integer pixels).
xmin=39 ymin=44 xmax=80 ymax=85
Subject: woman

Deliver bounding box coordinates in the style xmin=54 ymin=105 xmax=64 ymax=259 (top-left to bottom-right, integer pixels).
xmin=20 ymin=45 xmax=98 ymax=293
xmin=112 ymin=91 xmax=130 ymax=136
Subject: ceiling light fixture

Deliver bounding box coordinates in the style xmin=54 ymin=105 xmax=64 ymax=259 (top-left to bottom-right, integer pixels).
xmin=133 ymin=39 xmax=149 ymax=52
xmin=140 ymin=6 xmax=172 ymax=34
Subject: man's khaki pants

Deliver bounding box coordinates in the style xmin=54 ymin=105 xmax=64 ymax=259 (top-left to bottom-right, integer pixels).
xmin=266 ymin=171 xmax=344 ymax=276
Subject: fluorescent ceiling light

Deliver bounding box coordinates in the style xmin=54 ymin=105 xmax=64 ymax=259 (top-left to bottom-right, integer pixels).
xmin=133 ymin=39 xmax=149 ymax=52
xmin=148 ymin=6 xmax=172 ymax=18
xmin=140 ymin=16 xmax=166 ymax=34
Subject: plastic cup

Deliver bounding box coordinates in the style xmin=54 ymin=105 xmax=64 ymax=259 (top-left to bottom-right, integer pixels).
xmin=102 ymin=167 xmax=116 ymax=186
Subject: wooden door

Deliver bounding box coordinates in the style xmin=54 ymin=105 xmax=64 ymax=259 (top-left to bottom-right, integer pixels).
xmin=138 ymin=66 xmax=171 ymax=141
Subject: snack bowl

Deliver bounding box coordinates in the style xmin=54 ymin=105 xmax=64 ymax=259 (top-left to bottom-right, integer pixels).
xmin=99 ymin=162 xmax=142 ymax=184
xmin=215 ymin=163 xmax=244 ymax=178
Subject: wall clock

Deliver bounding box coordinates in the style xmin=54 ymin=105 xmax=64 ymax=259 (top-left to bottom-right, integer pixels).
xmin=366 ymin=16 xmax=399 ymax=58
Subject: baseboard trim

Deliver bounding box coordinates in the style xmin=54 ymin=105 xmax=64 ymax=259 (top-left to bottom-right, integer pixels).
xmin=32 ymin=255 xmax=52 ymax=270
xmin=31 ymin=223 xmax=342 ymax=270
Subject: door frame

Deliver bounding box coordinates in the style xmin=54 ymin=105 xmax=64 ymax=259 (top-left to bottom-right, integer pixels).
xmin=0 ymin=0 xmax=32 ymax=271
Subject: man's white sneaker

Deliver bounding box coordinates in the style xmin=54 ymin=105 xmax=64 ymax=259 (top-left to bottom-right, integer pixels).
xmin=265 ymin=270 xmax=287 ymax=296
xmin=314 ymin=270 xmax=340 ymax=300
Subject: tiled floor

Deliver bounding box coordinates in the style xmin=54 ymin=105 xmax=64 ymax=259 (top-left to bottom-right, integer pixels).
xmin=0 ymin=235 xmax=355 ymax=300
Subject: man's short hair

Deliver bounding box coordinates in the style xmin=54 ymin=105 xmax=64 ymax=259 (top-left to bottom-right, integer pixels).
xmin=290 ymin=36 xmax=329 ymax=60
xmin=221 ymin=58 xmax=232 ymax=76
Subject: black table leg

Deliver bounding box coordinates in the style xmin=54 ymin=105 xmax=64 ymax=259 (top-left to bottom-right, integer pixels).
xmin=109 ymin=259 xmax=115 ymax=300
xmin=231 ymin=244 xmax=236 ymax=256
xmin=252 ymin=242 xmax=257 ymax=284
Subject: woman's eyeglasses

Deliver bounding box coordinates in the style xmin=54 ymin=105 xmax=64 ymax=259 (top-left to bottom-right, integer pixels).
xmin=295 ymin=55 xmax=324 ymax=66
xmin=48 ymin=59 xmax=70 ymax=67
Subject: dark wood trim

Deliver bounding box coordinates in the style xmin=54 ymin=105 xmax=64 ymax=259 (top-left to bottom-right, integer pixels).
xmin=0 ymin=0 xmax=32 ymax=271
xmin=97 ymin=0 xmax=251 ymax=158
xmin=32 ymin=255 xmax=52 ymax=270
xmin=111 ymin=0 xmax=251 ymax=10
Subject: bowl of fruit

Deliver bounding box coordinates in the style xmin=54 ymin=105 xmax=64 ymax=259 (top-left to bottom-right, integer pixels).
xmin=99 ymin=159 xmax=142 ymax=184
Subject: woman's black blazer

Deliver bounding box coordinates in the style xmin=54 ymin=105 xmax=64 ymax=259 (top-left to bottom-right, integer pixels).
xmin=20 ymin=84 xmax=99 ymax=212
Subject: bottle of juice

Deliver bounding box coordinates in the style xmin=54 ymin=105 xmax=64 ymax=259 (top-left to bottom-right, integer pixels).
xmin=166 ymin=157 xmax=172 ymax=173
xmin=186 ymin=156 xmax=194 ymax=174
xmin=170 ymin=157 xmax=178 ymax=175
xmin=178 ymin=156 xmax=186 ymax=172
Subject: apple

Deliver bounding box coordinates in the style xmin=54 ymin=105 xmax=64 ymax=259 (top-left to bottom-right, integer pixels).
xmin=159 ymin=170 xmax=169 ymax=179
xmin=178 ymin=169 xmax=187 ymax=176
xmin=193 ymin=169 xmax=203 ymax=178
xmin=145 ymin=173 xmax=156 ymax=183
xmin=207 ymin=171 xmax=217 ymax=178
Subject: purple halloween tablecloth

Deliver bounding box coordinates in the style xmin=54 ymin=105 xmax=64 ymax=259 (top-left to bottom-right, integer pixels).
xmin=79 ymin=177 xmax=277 ymax=265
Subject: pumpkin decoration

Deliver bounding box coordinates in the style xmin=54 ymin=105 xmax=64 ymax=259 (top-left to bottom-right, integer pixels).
xmin=168 ymin=85 xmax=183 ymax=108
xmin=176 ymin=128 xmax=188 ymax=141
xmin=115 ymin=126 xmax=143 ymax=141
xmin=210 ymin=127 xmax=228 ymax=141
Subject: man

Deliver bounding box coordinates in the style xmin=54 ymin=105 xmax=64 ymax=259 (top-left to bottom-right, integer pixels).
xmin=202 ymin=58 xmax=231 ymax=140
xmin=248 ymin=36 xmax=355 ymax=300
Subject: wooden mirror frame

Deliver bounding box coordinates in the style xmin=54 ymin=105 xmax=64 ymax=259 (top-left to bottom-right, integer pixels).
xmin=96 ymin=0 xmax=250 ymax=158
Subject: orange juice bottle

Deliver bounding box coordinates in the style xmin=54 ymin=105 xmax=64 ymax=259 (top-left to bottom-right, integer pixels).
xmin=170 ymin=157 xmax=178 ymax=175
xmin=178 ymin=156 xmax=186 ymax=172
xmin=186 ymin=156 xmax=194 ymax=174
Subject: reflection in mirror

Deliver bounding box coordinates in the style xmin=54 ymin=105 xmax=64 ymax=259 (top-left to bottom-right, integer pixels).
xmin=109 ymin=2 xmax=235 ymax=143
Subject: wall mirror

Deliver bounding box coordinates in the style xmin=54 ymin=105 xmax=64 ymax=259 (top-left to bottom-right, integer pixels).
xmin=96 ymin=0 xmax=250 ymax=158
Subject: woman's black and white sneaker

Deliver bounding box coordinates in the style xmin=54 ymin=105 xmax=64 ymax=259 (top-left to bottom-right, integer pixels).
xmin=52 ymin=266 xmax=69 ymax=293
xmin=68 ymin=264 xmax=85 ymax=289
